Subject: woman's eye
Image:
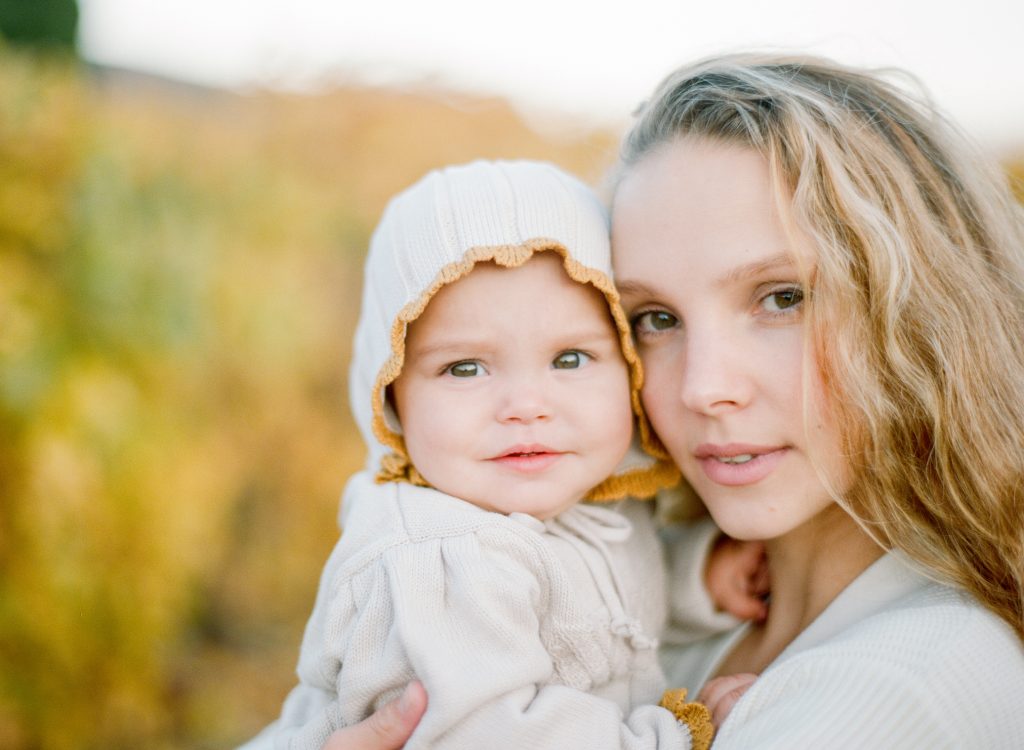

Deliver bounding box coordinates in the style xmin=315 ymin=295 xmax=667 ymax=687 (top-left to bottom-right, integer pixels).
xmin=552 ymin=350 xmax=591 ymax=369
xmin=762 ymin=287 xmax=804 ymax=313
xmin=446 ymin=361 xmax=485 ymax=377
xmin=632 ymin=310 xmax=679 ymax=334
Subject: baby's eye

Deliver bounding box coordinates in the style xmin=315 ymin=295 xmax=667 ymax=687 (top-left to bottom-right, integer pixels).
xmin=445 ymin=361 xmax=486 ymax=377
xmin=762 ymin=286 xmax=804 ymax=313
xmin=552 ymin=350 xmax=591 ymax=369
xmin=632 ymin=310 xmax=679 ymax=334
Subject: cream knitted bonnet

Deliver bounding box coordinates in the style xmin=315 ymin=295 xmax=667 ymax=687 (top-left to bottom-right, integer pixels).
xmin=348 ymin=160 xmax=679 ymax=501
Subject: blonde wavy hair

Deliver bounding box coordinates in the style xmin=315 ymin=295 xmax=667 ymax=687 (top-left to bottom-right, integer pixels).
xmin=619 ymin=53 xmax=1024 ymax=639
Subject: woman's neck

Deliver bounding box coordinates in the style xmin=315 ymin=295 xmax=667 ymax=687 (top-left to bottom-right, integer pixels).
xmin=764 ymin=506 xmax=883 ymax=634
xmin=716 ymin=505 xmax=884 ymax=676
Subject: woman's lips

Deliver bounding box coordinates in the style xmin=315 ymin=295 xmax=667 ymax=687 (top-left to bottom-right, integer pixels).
xmin=489 ymin=445 xmax=565 ymax=474
xmin=693 ymin=443 xmax=789 ymax=486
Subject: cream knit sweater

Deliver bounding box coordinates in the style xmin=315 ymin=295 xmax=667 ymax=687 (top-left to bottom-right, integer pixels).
xmin=241 ymin=477 xmax=704 ymax=749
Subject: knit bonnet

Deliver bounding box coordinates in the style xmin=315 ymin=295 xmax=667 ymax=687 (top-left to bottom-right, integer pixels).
xmin=349 ymin=159 xmax=678 ymax=501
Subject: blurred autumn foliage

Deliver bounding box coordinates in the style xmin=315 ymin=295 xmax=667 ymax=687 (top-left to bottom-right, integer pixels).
xmin=0 ymin=43 xmax=619 ymax=749
xmin=2 ymin=41 xmax=1022 ymax=750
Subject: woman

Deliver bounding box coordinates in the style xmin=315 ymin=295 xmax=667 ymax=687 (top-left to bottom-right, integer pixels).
xmin=327 ymin=53 xmax=1024 ymax=747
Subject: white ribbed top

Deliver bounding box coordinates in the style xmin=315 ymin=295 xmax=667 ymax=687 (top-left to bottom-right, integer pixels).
xmin=662 ymin=551 xmax=1024 ymax=748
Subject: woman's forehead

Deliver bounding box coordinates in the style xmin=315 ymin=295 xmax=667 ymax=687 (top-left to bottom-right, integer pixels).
xmin=611 ymin=139 xmax=806 ymax=279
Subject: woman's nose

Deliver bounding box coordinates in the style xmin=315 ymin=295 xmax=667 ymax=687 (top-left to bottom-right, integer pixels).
xmin=679 ymin=331 xmax=753 ymax=415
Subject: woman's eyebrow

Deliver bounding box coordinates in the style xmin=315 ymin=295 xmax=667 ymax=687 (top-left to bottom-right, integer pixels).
xmin=615 ymin=253 xmax=796 ymax=301
xmin=718 ymin=252 xmax=795 ymax=286
xmin=615 ymin=280 xmax=662 ymax=299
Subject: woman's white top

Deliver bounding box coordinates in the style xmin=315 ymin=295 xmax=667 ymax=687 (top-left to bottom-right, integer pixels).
xmin=661 ymin=548 xmax=1024 ymax=748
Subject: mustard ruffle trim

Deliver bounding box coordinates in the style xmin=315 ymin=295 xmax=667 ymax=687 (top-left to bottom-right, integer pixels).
xmin=659 ymin=688 xmax=714 ymax=750
xmin=587 ymin=457 xmax=681 ymax=502
xmin=370 ymin=241 xmax=678 ymax=500
xmin=377 ymin=452 xmax=429 ymax=487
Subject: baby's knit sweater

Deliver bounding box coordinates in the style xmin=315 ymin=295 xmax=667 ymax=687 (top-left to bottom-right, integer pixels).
xmin=240 ymin=474 xmax=702 ymax=749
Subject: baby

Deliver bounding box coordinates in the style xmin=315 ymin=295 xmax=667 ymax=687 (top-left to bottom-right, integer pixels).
xmin=240 ymin=160 xmax=759 ymax=750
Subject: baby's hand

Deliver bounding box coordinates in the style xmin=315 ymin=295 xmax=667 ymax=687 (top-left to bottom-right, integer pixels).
xmin=697 ymin=672 xmax=757 ymax=727
xmin=705 ymin=534 xmax=769 ymax=621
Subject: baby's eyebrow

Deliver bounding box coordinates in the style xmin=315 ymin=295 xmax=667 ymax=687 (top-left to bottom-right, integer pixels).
xmin=410 ymin=324 xmax=618 ymax=360
xmin=407 ymin=339 xmax=492 ymax=360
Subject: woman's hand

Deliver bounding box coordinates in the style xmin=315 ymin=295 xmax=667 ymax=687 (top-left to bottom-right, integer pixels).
xmin=322 ymin=682 xmax=427 ymax=750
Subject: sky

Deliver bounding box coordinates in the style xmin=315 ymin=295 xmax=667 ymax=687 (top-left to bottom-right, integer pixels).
xmin=77 ymin=0 xmax=1024 ymax=152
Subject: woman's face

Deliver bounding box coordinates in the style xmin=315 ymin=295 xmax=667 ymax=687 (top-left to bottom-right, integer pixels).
xmin=611 ymin=137 xmax=845 ymax=541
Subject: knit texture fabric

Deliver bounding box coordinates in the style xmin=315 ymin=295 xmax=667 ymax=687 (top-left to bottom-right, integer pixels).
xmin=241 ymin=479 xmax=706 ymax=749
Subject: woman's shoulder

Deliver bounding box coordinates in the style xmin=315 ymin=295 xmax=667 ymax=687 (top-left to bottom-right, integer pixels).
xmin=816 ymin=554 xmax=1022 ymax=668
xmin=715 ymin=556 xmax=1024 ymax=747
xmin=758 ymin=554 xmax=1024 ymax=742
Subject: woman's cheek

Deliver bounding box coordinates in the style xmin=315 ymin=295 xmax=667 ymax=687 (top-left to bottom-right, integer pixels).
xmin=639 ymin=348 xmax=684 ymax=453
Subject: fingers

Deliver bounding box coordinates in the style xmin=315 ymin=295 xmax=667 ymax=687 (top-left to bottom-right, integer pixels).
xmin=750 ymin=557 xmax=771 ymax=599
xmin=705 ymin=537 xmax=770 ymax=621
xmin=322 ymin=681 xmax=428 ymax=750
xmin=735 ymin=541 xmax=769 ymax=619
xmin=744 ymin=544 xmax=770 ymax=593
xmin=698 ymin=673 xmax=757 ymax=726
xmin=698 ymin=672 xmax=756 ymax=706
xmin=714 ymin=580 xmax=768 ymax=621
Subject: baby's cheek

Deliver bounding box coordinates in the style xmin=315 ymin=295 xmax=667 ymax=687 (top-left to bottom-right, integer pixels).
xmin=610 ymin=396 xmax=636 ymax=463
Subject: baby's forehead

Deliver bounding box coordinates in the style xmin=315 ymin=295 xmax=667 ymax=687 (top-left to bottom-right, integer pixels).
xmin=426 ymin=252 xmax=611 ymax=313
xmin=458 ymin=252 xmax=574 ymax=280
xmin=404 ymin=251 xmax=620 ymax=347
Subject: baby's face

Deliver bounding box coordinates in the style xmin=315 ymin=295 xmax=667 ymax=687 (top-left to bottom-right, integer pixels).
xmin=391 ymin=253 xmax=633 ymax=519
